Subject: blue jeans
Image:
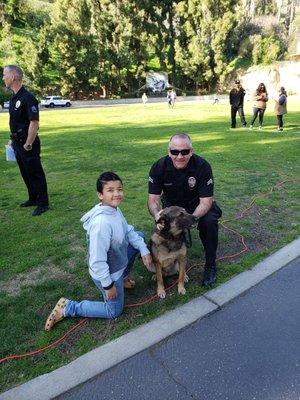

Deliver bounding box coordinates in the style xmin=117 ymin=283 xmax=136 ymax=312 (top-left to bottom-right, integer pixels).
xmin=64 ymin=233 xmax=143 ymax=319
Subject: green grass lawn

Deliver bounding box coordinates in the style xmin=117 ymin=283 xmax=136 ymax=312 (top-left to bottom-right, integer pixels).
xmin=0 ymin=99 xmax=299 ymax=392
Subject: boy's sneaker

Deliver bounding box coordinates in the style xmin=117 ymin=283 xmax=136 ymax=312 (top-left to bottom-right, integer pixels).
xmin=44 ymin=297 xmax=69 ymax=331
xmin=249 ymin=125 xmax=253 ymax=130
xmin=258 ymin=126 xmax=262 ymax=130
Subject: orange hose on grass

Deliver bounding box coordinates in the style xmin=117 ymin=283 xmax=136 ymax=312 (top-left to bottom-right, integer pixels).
xmin=0 ymin=179 xmax=292 ymax=364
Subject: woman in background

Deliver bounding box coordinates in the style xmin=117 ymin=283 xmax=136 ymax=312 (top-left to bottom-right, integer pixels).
xmin=274 ymin=87 xmax=287 ymax=132
xmin=249 ymin=83 xmax=268 ymax=130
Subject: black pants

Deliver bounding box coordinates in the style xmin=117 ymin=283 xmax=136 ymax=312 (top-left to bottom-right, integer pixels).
xmin=12 ymin=136 xmax=49 ymax=206
xmin=250 ymin=107 xmax=265 ymax=126
xmin=277 ymin=114 xmax=283 ymax=128
xmin=197 ymin=202 xmax=222 ymax=267
xmin=231 ymin=106 xmax=246 ymax=128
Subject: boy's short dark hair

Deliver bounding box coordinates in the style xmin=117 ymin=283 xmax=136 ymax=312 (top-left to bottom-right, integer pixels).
xmin=96 ymin=172 xmax=123 ymax=193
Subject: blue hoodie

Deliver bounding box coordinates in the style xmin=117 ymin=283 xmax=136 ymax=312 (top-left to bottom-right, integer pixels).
xmin=81 ymin=204 xmax=149 ymax=288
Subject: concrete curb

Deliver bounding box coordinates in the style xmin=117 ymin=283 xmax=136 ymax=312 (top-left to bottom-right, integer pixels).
xmin=1 ymin=237 xmax=300 ymax=400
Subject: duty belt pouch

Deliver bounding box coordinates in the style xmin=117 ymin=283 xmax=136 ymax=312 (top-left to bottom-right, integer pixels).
xmin=12 ymin=130 xmax=27 ymax=144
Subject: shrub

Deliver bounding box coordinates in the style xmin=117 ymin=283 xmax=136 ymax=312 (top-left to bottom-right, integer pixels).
xmin=251 ymin=34 xmax=281 ymax=64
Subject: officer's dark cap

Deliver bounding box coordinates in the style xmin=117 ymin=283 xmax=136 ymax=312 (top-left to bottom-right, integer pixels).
xmin=235 ymin=80 xmax=240 ymax=84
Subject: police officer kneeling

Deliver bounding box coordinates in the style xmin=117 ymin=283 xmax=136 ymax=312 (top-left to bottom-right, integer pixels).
xmin=3 ymin=65 xmax=49 ymax=216
xmin=148 ymin=133 xmax=222 ymax=287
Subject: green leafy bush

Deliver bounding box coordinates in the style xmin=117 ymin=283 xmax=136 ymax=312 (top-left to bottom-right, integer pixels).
xmin=251 ymin=34 xmax=281 ymax=65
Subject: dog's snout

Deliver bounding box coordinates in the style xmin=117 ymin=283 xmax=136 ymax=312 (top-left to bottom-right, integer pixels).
xmin=178 ymin=214 xmax=198 ymax=229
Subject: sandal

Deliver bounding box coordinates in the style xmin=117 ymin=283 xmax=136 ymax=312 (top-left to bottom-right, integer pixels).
xmin=123 ymin=278 xmax=135 ymax=289
xmin=44 ymin=297 xmax=69 ymax=331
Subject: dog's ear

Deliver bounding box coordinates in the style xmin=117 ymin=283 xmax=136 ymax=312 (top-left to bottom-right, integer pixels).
xmin=156 ymin=217 xmax=165 ymax=231
xmin=156 ymin=214 xmax=170 ymax=231
xmin=156 ymin=215 xmax=166 ymax=231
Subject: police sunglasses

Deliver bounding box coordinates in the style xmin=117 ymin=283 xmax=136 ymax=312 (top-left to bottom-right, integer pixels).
xmin=169 ymin=149 xmax=191 ymax=156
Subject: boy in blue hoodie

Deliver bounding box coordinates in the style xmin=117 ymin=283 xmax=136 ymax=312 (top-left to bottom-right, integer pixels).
xmin=45 ymin=172 xmax=152 ymax=331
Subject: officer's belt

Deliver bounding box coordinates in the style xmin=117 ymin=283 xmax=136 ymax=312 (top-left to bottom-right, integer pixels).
xmin=11 ymin=131 xmax=28 ymax=142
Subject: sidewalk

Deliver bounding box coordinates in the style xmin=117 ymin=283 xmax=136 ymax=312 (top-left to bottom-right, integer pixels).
xmin=0 ymin=95 xmax=228 ymax=113
xmin=1 ymin=237 xmax=300 ymax=400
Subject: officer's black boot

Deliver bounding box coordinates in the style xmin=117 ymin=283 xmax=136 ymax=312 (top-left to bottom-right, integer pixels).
xmin=202 ymin=265 xmax=217 ymax=287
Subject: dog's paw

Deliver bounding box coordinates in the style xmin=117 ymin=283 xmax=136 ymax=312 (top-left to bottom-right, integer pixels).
xmin=151 ymin=274 xmax=157 ymax=281
xmin=178 ymin=285 xmax=186 ymax=295
xmin=184 ymin=274 xmax=189 ymax=283
xmin=157 ymin=289 xmax=166 ymax=299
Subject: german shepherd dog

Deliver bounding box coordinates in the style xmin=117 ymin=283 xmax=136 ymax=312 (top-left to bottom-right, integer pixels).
xmin=149 ymin=206 xmax=198 ymax=298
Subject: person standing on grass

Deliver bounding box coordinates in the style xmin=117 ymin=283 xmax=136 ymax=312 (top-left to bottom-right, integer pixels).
xmin=249 ymin=83 xmax=268 ymax=130
xmin=167 ymin=89 xmax=173 ymax=107
xmin=45 ymin=172 xmax=152 ymax=331
xmin=170 ymin=89 xmax=177 ymax=108
xmin=142 ymin=92 xmax=148 ymax=105
xmin=148 ymin=133 xmax=222 ymax=287
xmin=229 ymin=80 xmax=247 ymax=128
xmin=212 ymin=92 xmax=219 ymax=105
xmin=3 ymin=65 xmax=49 ymax=216
xmin=274 ymin=87 xmax=287 ymax=132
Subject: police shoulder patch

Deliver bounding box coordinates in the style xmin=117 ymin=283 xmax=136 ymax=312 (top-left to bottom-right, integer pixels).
xmin=31 ymin=105 xmax=37 ymax=113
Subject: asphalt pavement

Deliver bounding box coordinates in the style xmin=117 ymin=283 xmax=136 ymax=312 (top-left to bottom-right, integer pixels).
xmin=54 ymin=256 xmax=300 ymax=400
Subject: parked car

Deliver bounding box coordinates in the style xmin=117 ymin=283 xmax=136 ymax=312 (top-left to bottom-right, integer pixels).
xmin=41 ymin=96 xmax=72 ymax=108
xmin=3 ymin=101 xmax=10 ymax=109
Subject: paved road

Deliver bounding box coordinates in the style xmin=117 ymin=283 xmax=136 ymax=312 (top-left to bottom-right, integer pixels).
xmin=56 ymin=257 xmax=300 ymax=400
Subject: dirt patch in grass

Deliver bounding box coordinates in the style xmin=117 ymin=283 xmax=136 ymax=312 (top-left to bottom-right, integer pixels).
xmin=217 ymin=201 xmax=297 ymax=263
xmin=0 ymin=262 xmax=74 ymax=297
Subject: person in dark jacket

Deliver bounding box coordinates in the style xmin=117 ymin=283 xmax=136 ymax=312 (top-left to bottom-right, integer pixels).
xmin=229 ymin=80 xmax=247 ymax=128
xmin=148 ymin=133 xmax=222 ymax=287
xmin=3 ymin=65 xmax=49 ymax=216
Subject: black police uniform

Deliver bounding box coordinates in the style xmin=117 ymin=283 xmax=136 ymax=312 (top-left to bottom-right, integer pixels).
xmin=9 ymin=86 xmax=49 ymax=207
xmin=148 ymin=154 xmax=222 ymax=269
xmin=229 ymin=88 xmax=247 ymax=128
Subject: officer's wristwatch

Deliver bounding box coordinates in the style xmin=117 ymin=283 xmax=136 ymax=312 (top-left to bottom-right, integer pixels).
xmin=25 ymin=143 xmax=32 ymax=151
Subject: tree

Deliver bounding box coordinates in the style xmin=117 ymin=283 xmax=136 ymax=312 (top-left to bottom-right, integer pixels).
xmin=88 ymin=0 xmax=156 ymax=95
xmin=50 ymin=0 xmax=99 ymax=97
xmin=174 ymin=0 xmax=240 ymax=90
xmin=19 ymin=26 xmax=52 ymax=93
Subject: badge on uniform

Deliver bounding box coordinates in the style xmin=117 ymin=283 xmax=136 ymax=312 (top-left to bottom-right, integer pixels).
xmin=15 ymin=100 xmax=21 ymax=109
xmin=188 ymin=176 xmax=196 ymax=188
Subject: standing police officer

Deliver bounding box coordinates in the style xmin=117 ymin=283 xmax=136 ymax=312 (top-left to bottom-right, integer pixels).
xmin=148 ymin=133 xmax=222 ymax=287
xmin=3 ymin=65 xmax=49 ymax=216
